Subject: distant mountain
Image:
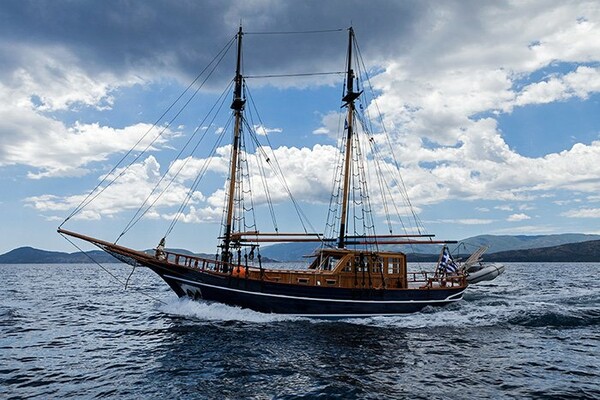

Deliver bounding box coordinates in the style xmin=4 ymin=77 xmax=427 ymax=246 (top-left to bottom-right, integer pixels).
xmin=460 ymin=233 xmax=600 ymax=253
xmin=402 ymin=240 xmax=600 ymax=263
xmin=259 ymin=242 xmax=320 ymax=262
xmin=0 ymin=246 xmax=278 ymax=264
xmin=259 ymin=233 xmax=600 ymax=261
xmin=484 ymin=240 xmax=600 ymax=262
xmin=0 ymin=247 xmax=120 ymax=264
xmin=1 ymin=234 xmax=598 ymax=263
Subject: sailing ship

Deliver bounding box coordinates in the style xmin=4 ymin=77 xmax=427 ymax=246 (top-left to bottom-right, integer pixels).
xmin=58 ymin=27 xmax=502 ymax=317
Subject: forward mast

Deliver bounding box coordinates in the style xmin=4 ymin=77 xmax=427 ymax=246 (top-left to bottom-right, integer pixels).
xmin=222 ymin=26 xmax=245 ymax=263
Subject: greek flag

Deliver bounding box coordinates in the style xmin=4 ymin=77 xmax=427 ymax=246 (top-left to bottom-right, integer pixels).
xmin=438 ymin=246 xmax=458 ymax=275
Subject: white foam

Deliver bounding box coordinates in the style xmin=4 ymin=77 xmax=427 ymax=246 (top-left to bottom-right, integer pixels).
xmin=157 ymin=296 xmax=513 ymax=328
xmin=330 ymin=304 xmax=503 ymax=329
xmin=159 ymin=298 xmax=304 ymax=323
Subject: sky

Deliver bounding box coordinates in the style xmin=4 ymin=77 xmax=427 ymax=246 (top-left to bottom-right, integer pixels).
xmin=1 ymin=0 xmax=600 ymax=254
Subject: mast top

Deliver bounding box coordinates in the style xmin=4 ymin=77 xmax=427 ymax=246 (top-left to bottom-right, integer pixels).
xmin=231 ymin=25 xmax=245 ymax=111
xmin=342 ymin=27 xmax=361 ymax=105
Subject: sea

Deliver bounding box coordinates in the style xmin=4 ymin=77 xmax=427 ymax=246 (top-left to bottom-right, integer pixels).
xmin=1 ymin=262 xmax=598 ymax=399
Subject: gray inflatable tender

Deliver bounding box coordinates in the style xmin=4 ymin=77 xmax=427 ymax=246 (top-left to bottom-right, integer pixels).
xmin=467 ymin=263 xmax=505 ymax=284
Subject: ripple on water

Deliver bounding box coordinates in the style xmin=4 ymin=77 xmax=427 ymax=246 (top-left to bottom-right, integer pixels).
xmin=1 ymin=263 xmax=599 ymax=399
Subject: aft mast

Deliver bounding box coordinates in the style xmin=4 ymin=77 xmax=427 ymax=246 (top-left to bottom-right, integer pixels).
xmin=338 ymin=27 xmax=361 ymax=249
xmin=223 ymin=25 xmax=246 ymax=263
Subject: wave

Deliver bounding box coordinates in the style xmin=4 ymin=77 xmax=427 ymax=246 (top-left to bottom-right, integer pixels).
xmin=506 ymin=306 xmax=600 ymax=328
xmin=158 ymin=298 xmax=304 ymax=324
xmin=156 ymin=290 xmax=599 ymax=329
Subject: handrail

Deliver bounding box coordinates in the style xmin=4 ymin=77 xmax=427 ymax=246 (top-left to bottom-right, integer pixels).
xmin=160 ymin=250 xmax=241 ymax=274
xmin=159 ymin=249 xmax=466 ymax=287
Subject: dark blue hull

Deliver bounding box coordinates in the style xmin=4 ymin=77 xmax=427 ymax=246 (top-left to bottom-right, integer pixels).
xmin=56 ymin=230 xmax=467 ymax=317
xmin=147 ymin=263 xmax=466 ymax=317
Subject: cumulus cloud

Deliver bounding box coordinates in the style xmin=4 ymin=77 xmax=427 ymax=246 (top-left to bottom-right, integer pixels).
xmin=25 ymin=156 xmax=205 ymax=220
xmin=507 ymin=213 xmax=531 ymax=222
xmin=25 ymin=143 xmax=340 ymax=222
xmin=436 ymin=219 xmax=495 ymax=225
xmin=254 ymin=124 xmax=282 ymax=136
xmin=0 ymin=102 xmax=174 ymax=179
xmin=561 ymin=208 xmax=600 ymax=218
xmin=354 ymin=1 xmax=600 ymax=208
xmin=4 ymin=1 xmax=600 ymax=237
xmin=0 ymin=41 xmax=166 ymax=179
xmin=313 ymin=112 xmax=345 ymax=139
xmin=515 ymin=66 xmax=600 ymax=106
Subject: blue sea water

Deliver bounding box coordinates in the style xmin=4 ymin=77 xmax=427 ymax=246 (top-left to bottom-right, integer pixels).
xmin=1 ymin=262 xmax=599 ymax=399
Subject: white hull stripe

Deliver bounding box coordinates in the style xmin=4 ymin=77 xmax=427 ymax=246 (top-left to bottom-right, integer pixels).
xmin=165 ymin=274 xmax=466 ymax=304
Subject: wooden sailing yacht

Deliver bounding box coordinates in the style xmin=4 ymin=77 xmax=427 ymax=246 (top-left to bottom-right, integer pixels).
xmin=59 ymin=27 xmax=474 ymax=316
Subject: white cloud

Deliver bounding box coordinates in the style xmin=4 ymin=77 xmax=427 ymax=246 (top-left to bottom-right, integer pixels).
xmin=515 ymin=66 xmax=600 ymax=107
xmin=0 ymin=42 xmax=145 ymax=112
xmin=353 ymin=2 xmax=600 ymax=211
xmin=561 ymin=208 xmax=600 ymax=218
xmin=0 ymin=42 xmax=168 ymax=179
xmin=162 ymin=205 xmax=222 ymax=224
xmin=312 ymin=112 xmax=345 ymax=139
xmin=25 ymin=156 xmax=205 ymax=220
xmin=518 ymin=204 xmax=535 ymax=211
xmin=254 ymin=124 xmax=282 ymax=136
xmin=436 ymin=218 xmax=494 ymax=225
xmin=8 ymin=1 xmax=600 ymax=240
xmin=507 ymin=213 xmax=531 ymax=222
xmin=0 ymin=107 xmax=174 ymax=178
xmin=492 ymin=224 xmax=559 ymax=234
xmin=25 ymin=144 xmax=340 ymax=222
xmin=369 ymin=3 xmax=600 ymax=133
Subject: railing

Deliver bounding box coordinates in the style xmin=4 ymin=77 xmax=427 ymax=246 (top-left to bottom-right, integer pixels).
xmin=156 ymin=249 xmax=467 ymax=288
xmin=407 ymin=271 xmax=467 ymax=288
xmin=160 ymin=250 xmax=239 ymax=274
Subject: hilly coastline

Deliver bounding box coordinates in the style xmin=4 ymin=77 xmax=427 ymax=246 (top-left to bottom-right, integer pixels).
xmin=1 ymin=234 xmax=599 ymax=263
xmin=257 ymin=233 xmax=600 ymax=261
xmin=0 ymin=246 xmax=278 ymax=264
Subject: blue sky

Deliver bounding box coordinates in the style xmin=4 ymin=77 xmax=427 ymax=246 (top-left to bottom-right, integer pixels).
xmin=1 ymin=1 xmax=600 ymax=253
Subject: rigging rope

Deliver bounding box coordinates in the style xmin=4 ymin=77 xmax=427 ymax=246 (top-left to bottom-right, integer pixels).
xmin=246 ymin=71 xmax=344 ymax=79
xmin=60 ymin=34 xmax=237 ymax=229
xmin=353 ymin=34 xmax=426 ymax=236
xmin=243 ymin=84 xmax=317 ymax=235
xmin=243 ymin=87 xmax=279 ymax=232
xmin=165 ymin=114 xmax=235 ymax=238
xmin=323 ymin=109 xmax=347 ymax=243
xmin=245 ymin=28 xmax=344 ymax=35
xmin=117 ymin=79 xmax=235 ymax=241
xmin=59 ymin=232 xmax=167 ymax=305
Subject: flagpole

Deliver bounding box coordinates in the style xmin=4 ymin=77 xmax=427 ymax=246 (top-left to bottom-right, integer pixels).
xmin=434 ymin=245 xmax=446 ymax=278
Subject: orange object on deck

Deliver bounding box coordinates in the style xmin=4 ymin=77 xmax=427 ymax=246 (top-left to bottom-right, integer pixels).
xmin=231 ymin=266 xmax=247 ymax=278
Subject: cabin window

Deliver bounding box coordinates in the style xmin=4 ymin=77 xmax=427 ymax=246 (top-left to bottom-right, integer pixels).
xmin=388 ymin=258 xmax=402 ymax=274
xmin=326 ymin=279 xmax=337 ymax=286
xmin=355 ymin=257 xmax=371 ymax=272
xmin=371 ymin=262 xmax=382 ymax=273
xmin=318 ymin=256 xmax=341 ymax=271
xmin=342 ymin=259 xmax=352 ymax=272
xmin=297 ymin=278 xmax=310 ymax=284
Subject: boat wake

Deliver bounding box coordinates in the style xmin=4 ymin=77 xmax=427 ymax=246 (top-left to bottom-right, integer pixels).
xmin=156 ymin=297 xmax=503 ymax=327
xmin=158 ymin=297 xmax=304 ymax=323
xmin=339 ymin=286 xmax=600 ymax=329
xmin=155 ymin=273 xmax=599 ymax=329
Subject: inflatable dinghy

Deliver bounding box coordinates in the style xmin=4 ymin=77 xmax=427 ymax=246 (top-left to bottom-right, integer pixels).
xmin=467 ymin=263 xmax=505 ymax=284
